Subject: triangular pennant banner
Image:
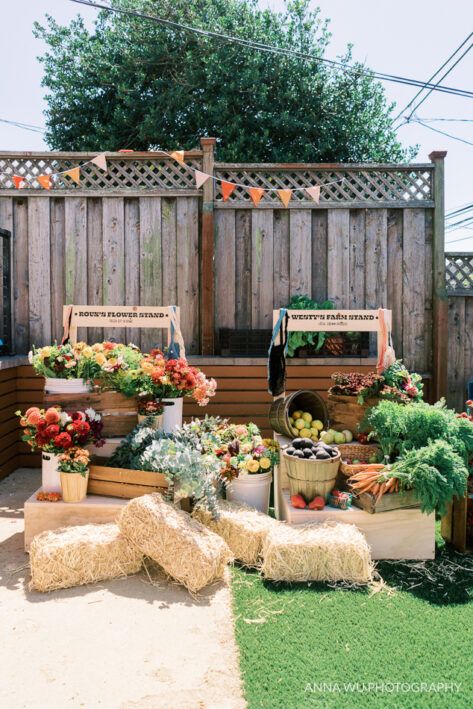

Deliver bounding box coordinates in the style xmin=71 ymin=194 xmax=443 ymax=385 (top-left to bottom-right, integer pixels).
xmin=64 ymin=167 xmax=81 ymax=185
xmin=170 ymin=150 xmax=185 ymax=165
xmin=277 ymin=189 xmax=292 ymax=208
xmin=195 ymin=170 xmax=210 ymax=189
xmin=12 ymin=175 xmax=26 ymax=189
xmin=91 ymin=153 xmax=108 ymax=172
xmin=37 ymin=174 xmax=52 ymax=190
xmin=221 ymin=181 xmax=237 ymax=201
xmin=248 ymin=187 xmax=264 ymax=207
xmin=306 ymin=185 xmax=321 ymax=203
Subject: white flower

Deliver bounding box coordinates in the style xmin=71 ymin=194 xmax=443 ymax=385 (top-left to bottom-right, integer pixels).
xmin=28 ymin=350 xmax=33 ymax=364
xmin=84 ymin=407 xmax=101 ymax=422
xmin=59 ymin=411 xmax=71 ymax=426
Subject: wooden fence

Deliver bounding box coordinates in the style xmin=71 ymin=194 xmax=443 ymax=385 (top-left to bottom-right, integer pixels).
xmin=0 ymin=142 xmax=446 ymax=392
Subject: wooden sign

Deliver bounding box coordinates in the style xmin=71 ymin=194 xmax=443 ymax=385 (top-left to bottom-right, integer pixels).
xmin=63 ymin=305 xmax=180 ymax=345
xmin=276 ymin=309 xmax=392 ymax=333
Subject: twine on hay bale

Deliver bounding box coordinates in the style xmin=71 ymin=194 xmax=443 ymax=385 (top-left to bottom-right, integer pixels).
xmin=193 ymin=500 xmax=280 ymax=567
xmin=119 ymin=494 xmax=233 ymax=593
xmin=29 ymin=523 xmax=143 ymax=593
xmin=261 ymin=521 xmax=373 ymax=584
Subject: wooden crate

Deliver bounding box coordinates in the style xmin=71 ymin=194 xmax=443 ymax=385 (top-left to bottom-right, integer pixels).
xmin=44 ymin=390 xmax=138 ymax=437
xmin=352 ymin=489 xmax=420 ymax=514
xmin=88 ymin=464 xmax=168 ymax=499
xmin=327 ymin=393 xmax=379 ymax=432
xmin=441 ymin=494 xmax=471 ymax=552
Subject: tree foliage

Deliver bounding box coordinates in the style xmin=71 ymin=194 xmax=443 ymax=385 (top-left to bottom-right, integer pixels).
xmin=34 ymin=0 xmax=412 ymax=161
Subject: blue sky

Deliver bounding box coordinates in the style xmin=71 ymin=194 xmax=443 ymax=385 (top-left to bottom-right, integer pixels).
xmin=1 ymin=0 xmax=472 ymax=248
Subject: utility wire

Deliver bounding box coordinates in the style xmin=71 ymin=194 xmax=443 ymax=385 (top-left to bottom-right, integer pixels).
xmin=446 ymin=233 xmax=473 ymax=244
xmin=417 ymin=117 xmax=473 ymax=123
xmin=410 ymin=118 xmax=473 ymax=147
xmin=0 ymin=118 xmax=45 ymax=134
xmin=393 ymin=32 xmax=473 ymax=125
xmin=68 ymin=0 xmax=473 ymax=99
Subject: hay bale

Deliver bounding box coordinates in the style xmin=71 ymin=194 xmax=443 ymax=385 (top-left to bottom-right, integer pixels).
xmin=261 ymin=521 xmax=373 ymax=584
xmin=193 ymin=500 xmax=280 ymax=567
xmin=119 ymin=494 xmax=233 ymax=593
xmin=30 ymin=523 xmax=143 ymax=593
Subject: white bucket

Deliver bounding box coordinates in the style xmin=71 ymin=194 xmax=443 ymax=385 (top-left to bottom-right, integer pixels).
xmin=138 ymin=414 xmax=164 ymax=430
xmin=41 ymin=451 xmax=62 ymax=493
xmin=44 ymin=377 xmax=90 ymax=394
xmin=86 ymin=438 xmax=124 ymax=458
xmin=162 ymin=397 xmax=184 ymax=432
xmin=226 ymin=471 xmax=272 ymax=514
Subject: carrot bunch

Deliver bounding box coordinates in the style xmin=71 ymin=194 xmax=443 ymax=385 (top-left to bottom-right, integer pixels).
xmin=348 ymin=467 xmax=399 ymax=503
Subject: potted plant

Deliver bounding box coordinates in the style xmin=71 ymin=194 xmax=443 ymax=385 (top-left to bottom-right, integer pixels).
xmin=29 ymin=342 xmax=99 ymax=394
xmin=17 ymin=406 xmax=104 ymax=492
xmin=117 ymin=349 xmax=217 ymax=432
xmin=58 ymin=447 xmax=91 ymax=503
xmin=137 ymin=394 xmax=165 ymax=429
xmin=216 ymin=423 xmax=280 ymax=513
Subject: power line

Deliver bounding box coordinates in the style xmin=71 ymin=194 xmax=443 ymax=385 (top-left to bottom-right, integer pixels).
xmin=446 ymin=233 xmax=473 ymax=244
xmin=410 ymin=118 xmax=473 ymax=147
xmin=68 ymin=0 xmax=473 ymax=99
xmin=417 ymin=117 xmax=473 ymax=123
xmin=0 ymin=118 xmax=45 ymax=134
xmin=393 ymin=32 xmax=473 ymax=125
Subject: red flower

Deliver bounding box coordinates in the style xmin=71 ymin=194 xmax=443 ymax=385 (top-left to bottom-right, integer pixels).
xmin=35 ymin=433 xmax=48 ymax=447
xmin=45 ymin=424 xmax=60 ymax=439
xmin=54 ymin=432 xmax=73 ymax=449
xmin=36 ymin=419 xmax=48 ymax=432
xmin=44 ymin=407 xmax=60 ymax=424
xmin=73 ymin=420 xmax=90 ymax=436
xmin=71 ymin=411 xmax=85 ymax=421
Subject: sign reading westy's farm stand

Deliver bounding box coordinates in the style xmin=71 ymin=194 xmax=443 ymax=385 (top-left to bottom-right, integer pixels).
xmin=63 ymin=305 xmax=180 ymax=344
xmin=282 ymin=310 xmax=392 ymax=332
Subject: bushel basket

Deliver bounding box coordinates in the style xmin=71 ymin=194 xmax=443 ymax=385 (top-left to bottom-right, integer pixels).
xmin=283 ymin=449 xmax=340 ymax=501
xmin=269 ymin=390 xmax=328 ymax=439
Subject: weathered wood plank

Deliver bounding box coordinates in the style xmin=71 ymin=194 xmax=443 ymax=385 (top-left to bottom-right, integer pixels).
xmin=65 ymin=197 xmax=87 ymax=341
xmin=327 ymin=209 xmax=350 ymax=307
xmin=386 ymin=209 xmax=403 ymax=358
xmin=402 ymin=209 xmax=426 ymax=371
xmin=161 ymin=197 xmax=177 ymax=308
xmin=463 ymin=297 xmax=473 ymax=410
xmin=139 ymin=197 xmax=162 ymax=352
xmin=289 ymin=210 xmax=311 ymax=300
xmin=447 ymin=297 xmax=465 ymax=411
xmin=423 ymin=209 xmax=434 ymax=378
xmin=235 ymin=210 xmax=252 ymax=329
xmin=177 ymin=197 xmax=199 ymax=353
xmin=0 ymin=197 xmax=13 ymax=347
xmin=273 ymin=210 xmax=290 ymax=308
xmin=365 ymin=209 xmax=388 ymax=308
xmin=28 ymin=198 xmax=51 ymax=346
xmin=12 ymin=198 xmax=29 ymax=352
xmin=251 ymin=210 xmax=274 ymax=329
xmin=215 ymin=210 xmax=236 ymax=330
xmin=87 ymin=198 xmax=103 ymax=344
xmin=50 ymin=199 xmax=65 ymax=343
xmin=102 ymin=198 xmax=125 ymax=342
xmin=349 ymin=209 xmax=365 ymax=309
xmin=311 ymin=211 xmax=328 ymax=303
xmin=124 ymin=198 xmax=140 ymax=347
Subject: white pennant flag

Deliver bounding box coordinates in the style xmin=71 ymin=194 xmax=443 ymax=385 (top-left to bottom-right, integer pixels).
xmin=306 ymin=185 xmax=321 ymax=203
xmin=195 ymin=170 xmax=210 ymax=189
xmin=91 ymin=153 xmax=108 ymax=172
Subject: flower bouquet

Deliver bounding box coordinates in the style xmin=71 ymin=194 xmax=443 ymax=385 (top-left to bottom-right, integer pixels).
xmin=57 ymin=447 xmax=91 ymax=503
xmin=137 ymin=394 xmax=165 ymax=430
xmin=17 ymin=406 xmax=104 ymax=492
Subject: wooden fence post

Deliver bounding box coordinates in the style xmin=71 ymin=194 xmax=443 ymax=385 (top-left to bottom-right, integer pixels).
xmin=200 ymin=137 xmax=216 ymax=355
xmin=429 ymin=150 xmax=448 ymax=402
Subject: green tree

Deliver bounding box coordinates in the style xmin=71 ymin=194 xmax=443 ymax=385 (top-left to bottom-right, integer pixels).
xmin=35 ymin=0 xmax=411 ymax=162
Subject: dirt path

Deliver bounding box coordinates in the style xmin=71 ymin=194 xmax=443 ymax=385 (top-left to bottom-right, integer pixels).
xmin=0 ymin=469 xmax=246 ymax=709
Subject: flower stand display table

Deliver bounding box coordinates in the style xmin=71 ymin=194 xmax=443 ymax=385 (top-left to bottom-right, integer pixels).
xmin=24 ymin=490 xmax=128 ymax=551
xmin=274 ymin=433 xmax=435 ymax=560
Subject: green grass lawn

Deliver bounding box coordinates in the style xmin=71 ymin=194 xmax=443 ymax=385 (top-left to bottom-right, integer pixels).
xmin=231 ymin=531 xmax=473 ymax=709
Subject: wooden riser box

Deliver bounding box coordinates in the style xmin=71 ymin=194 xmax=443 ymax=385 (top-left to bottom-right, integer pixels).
xmin=44 ymin=390 xmax=138 ymax=437
xmin=88 ymin=464 xmax=168 ymax=500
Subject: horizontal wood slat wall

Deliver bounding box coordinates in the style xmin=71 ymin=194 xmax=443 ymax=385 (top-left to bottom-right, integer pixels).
xmin=214 ymin=207 xmax=434 ymax=375
xmin=0 ymin=195 xmax=200 ymax=354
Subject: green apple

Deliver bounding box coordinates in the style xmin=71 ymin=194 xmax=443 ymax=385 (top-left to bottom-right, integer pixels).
xmin=312 ymin=419 xmax=324 ymax=431
xmin=342 ymin=429 xmax=353 ymax=443
xmin=321 ymin=431 xmax=335 ymax=444
xmin=334 ymin=432 xmax=346 ymax=444
xmin=292 ymin=410 xmax=302 ymax=420
xmin=295 ymin=419 xmax=305 ymax=430
xmin=288 ymin=416 xmax=294 ymax=425
xmin=302 ymin=412 xmax=313 ymax=424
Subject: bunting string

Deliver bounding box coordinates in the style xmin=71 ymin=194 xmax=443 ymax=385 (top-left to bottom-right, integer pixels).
xmin=0 ymin=146 xmax=345 ymax=205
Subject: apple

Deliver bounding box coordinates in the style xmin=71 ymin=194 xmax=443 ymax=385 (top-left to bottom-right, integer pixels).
xmin=300 ymin=428 xmax=312 ymax=438
xmin=321 ymin=431 xmax=335 ymax=444
xmin=342 ymin=429 xmax=353 ymax=443
xmin=312 ymin=419 xmax=324 ymax=431
xmin=292 ymin=410 xmax=303 ymax=420
xmin=295 ymin=419 xmax=305 ymax=430
xmin=302 ymin=412 xmax=313 ymax=424
xmin=334 ymin=432 xmax=346 ymax=444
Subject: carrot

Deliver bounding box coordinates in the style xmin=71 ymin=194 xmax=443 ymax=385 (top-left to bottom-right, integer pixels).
xmin=384 ymin=477 xmax=396 ymax=494
xmin=371 ymin=482 xmax=380 ymax=496
xmin=376 ymin=482 xmax=388 ymax=502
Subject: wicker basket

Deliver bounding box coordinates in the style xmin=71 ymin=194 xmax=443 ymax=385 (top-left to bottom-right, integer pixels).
xmin=340 ymin=462 xmax=385 ymax=478
xmin=283 ymin=449 xmax=340 ymax=501
xmin=338 ymin=442 xmax=381 ymax=462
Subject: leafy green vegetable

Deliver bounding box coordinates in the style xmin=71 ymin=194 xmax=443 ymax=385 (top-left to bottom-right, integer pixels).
xmin=388 ymin=440 xmax=468 ymax=515
xmin=285 ymin=295 xmax=334 ymax=357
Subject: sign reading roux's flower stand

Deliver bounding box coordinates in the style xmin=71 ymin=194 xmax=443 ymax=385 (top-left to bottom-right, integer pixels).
xmin=62 ymin=304 xmax=182 ymax=349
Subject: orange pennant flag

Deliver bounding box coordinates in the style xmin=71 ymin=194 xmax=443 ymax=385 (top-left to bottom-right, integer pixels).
xmin=170 ymin=150 xmax=185 ymax=165
xmin=306 ymin=186 xmax=320 ymax=203
xmin=91 ymin=153 xmax=108 ymax=172
xmin=221 ymin=181 xmax=237 ymax=202
xmin=37 ymin=174 xmax=52 ymax=190
xmin=195 ymin=170 xmax=210 ymax=188
xmin=277 ymin=189 xmax=292 ymax=208
xmin=12 ymin=175 xmax=26 ymax=189
xmin=248 ymin=187 xmax=264 ymax=207
xmin=64 ymin=167 xmax=81 ymax=185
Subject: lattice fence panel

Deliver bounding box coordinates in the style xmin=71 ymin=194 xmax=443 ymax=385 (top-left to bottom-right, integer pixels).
xmin=446 ymin=253 xmax=473 ymax=294
xmin=214 ymin=166 xmax=433 ymax=204
xmin=0 ymin=155 xmax=202 ymax=191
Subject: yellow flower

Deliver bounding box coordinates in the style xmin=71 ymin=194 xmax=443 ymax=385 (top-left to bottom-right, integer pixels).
xmin=94 ymin=353 xmax=106 ymax=365
xmin=74 ymin=342 xmax=87 ymax=352
xmin=81 ymin=346 xmax=93 ymax=358
xmin=40 ymin=346 xmax=52 ymax=359
xmin=246 ymin=459 xmax=260 ymax=473
xmin=92 ymin=343 xmax=104 ymax=352
xmin=141 ymin=361 xmax=154 ymax=375
xmin=259 ymin=457 xmax=271 ymax=470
